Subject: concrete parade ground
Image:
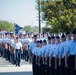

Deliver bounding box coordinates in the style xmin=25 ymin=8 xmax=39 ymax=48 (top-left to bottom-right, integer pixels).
xmin=0 ymin=57 xmax=33 ymax=75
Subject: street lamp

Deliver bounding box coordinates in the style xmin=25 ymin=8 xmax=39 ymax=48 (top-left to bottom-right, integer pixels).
xmin=38 ymin=0 xmax=41 ymax=37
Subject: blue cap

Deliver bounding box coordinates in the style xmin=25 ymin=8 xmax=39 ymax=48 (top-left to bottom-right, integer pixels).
xmin=51 ymin=35 xmax=55 ymax=39
xmin=39 ymin=40 xmax=42 ymax=43
xmin=56 ymin=36 xmax=60 ymax=39
xmin=43 ymin=39 xmax=47 ymax=42
xmin=72 ymin=29 xmax=76 ymax=34
xmin=61 ymin=33 xmax=66 ymax=38
xmin=33 ymin=35 xmax=37 ymax=37
xmin=48 ymin=36 xmax=51 ymax=40
xmin=66 ymin=31 xmax=70 ymax=35
xmin=36 ymin=40 xmax=40 ymax=43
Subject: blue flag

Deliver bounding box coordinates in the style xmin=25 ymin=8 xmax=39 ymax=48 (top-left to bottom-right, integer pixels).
xmin=14 ymin=23 xmax=23 ymax=35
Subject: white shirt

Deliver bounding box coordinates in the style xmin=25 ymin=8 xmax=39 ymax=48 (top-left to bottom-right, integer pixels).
xmin=15 ymin=41 xmax=22 ymax=49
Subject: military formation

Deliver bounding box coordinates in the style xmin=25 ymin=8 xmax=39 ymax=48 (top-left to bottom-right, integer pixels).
xmin=30 ymin=30 xmax=76 ymax=75
xmin=0 ymin=29 xmax=76 ymax=75
xmin=0 ymin=31 xmax=32 ymax=66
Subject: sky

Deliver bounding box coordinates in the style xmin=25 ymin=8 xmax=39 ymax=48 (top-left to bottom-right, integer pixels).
xmin=0 ymin=0 xmax=45 ymax=27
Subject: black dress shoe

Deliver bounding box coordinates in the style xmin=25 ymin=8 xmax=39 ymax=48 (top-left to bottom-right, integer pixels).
xmin=18 ymin=65 xmax=20 ymax=67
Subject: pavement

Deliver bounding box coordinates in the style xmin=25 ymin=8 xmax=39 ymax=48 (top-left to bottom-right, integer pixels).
xmin=0 ymin=57 xmax=33 ymax=75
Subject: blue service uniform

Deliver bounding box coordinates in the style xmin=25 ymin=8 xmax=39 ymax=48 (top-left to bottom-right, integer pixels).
xmin=37 ymin=47 xmax=43 ymax=75
xmin=10 ymin=38 xmax=15 ymax=64
xmin=55 ymin=43 xmax=61 ymax=75
xmin=64 ymin=39 xmax=73 ymax=75
xmin=22 ymin=38 xmax=29 ymax=62
xmin=29 ymin=42 xmax=36 ymax=51
xmin=4 ymin=38 xmax=10 ymax=61
xmin=41 ymin=44 xmax=47 ymax=75
xmin=66 ymin=40 xmax=76 ymax=75
xmin=32 ymin=46 xmax=38 ymax=75
xmin=0 ymin=38 xmax=4 ymax=57
xmin=27 ymin=38 xmax=32 ymax=45
xmin=35 ymin=46 xmax=40 ymax=75
xmin=19 ymin=38 xmax=24 ymax=59
xmin=49 ymin=44 xmax=57 ymax=75
xmin=45 ymin=43 xmax=52 ymax=75
xmin=29 ymin=42 xmax=36 ymax=62
xmin=59 ymin=41 xmax=66 ymax=75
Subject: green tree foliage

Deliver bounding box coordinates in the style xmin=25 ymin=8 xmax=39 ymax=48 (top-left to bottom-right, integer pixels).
xmin=36 ymin=0 xmax=76 ymax=33
xmin=23 ymin=26 xmax=39 ymax=33
xmin=0 ymin=20 xmax=14 ymax=31
xmin=24 ymin=26 xmax=32 ymax=32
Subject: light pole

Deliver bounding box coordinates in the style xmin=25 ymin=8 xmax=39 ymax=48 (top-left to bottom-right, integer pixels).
xmin=38 ymin=0 xmax=41 ymax=37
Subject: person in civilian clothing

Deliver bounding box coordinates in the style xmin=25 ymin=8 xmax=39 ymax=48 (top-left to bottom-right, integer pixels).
xmin=14 ymin=37 xmax=22 ymax=67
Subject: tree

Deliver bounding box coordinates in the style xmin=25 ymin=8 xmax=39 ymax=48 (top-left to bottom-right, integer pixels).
xmin=23 ymin=25 xmax=39 ymax=33
xmin=36 ymin=0 xmax=76 ymax=33
xmin=0 ymin=20 xmax=14 ymax=31
xmin=24 ymin=26 xmax=32 ymax=32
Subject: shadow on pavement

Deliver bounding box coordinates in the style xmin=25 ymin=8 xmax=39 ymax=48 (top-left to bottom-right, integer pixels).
xmin=0 ymin=71 xmax=33 ymax=75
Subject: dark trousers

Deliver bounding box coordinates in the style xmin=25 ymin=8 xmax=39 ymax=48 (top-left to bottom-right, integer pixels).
xmin=69 ymin=55 xmax=76 ymax=75
xmin=16 ymin=49 xmax=21 ymax=66
xmin=59 ymin=58 xmax=65 ymax=75
xmin=36 ymin=64 xmax=38 ymax=75
xmin=42 ymin=62 xmax=46 ymax=75
xmin=64 ymin=57 xmax=70 ymax=75
xmin=44 ymin=57 xmax=50 ymax=75
xmin=10 ymin=51 xmax=14 ymax=64
xmin=29 ymin=50 xmax=32 ymax=63
xmin=0 ymin=47 xmax=5 ymax=57
xmin=24 ymin=50 xmax=28 ymax=62
xmin=47 ymin=57 xmax=50 ymax=75
xmin=5 ymin=49 xmax=10 ymax=61
xmin=4 ymin=49 xmax=7 ymax=59
xmin=0 ymin=48 xmax=1 ymax=56
xmin=37 ymin=57 xmax=43 ymax=75
xmin=32 ymin=55 xmax=36 ymax=75
xmin=8 ymin=50 xmax=10 ymax=61
xmin=50 ymin=57 xmax=58 ymax=75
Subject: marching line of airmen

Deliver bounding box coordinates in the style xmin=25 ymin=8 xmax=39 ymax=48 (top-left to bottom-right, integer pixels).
xmin=30 ymin=30 xmax=76 ymax=75
xmin=0 ymin=29 xmax=76 ymax=75
xmin=0 ymin=32 xmax=33 ymax=67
